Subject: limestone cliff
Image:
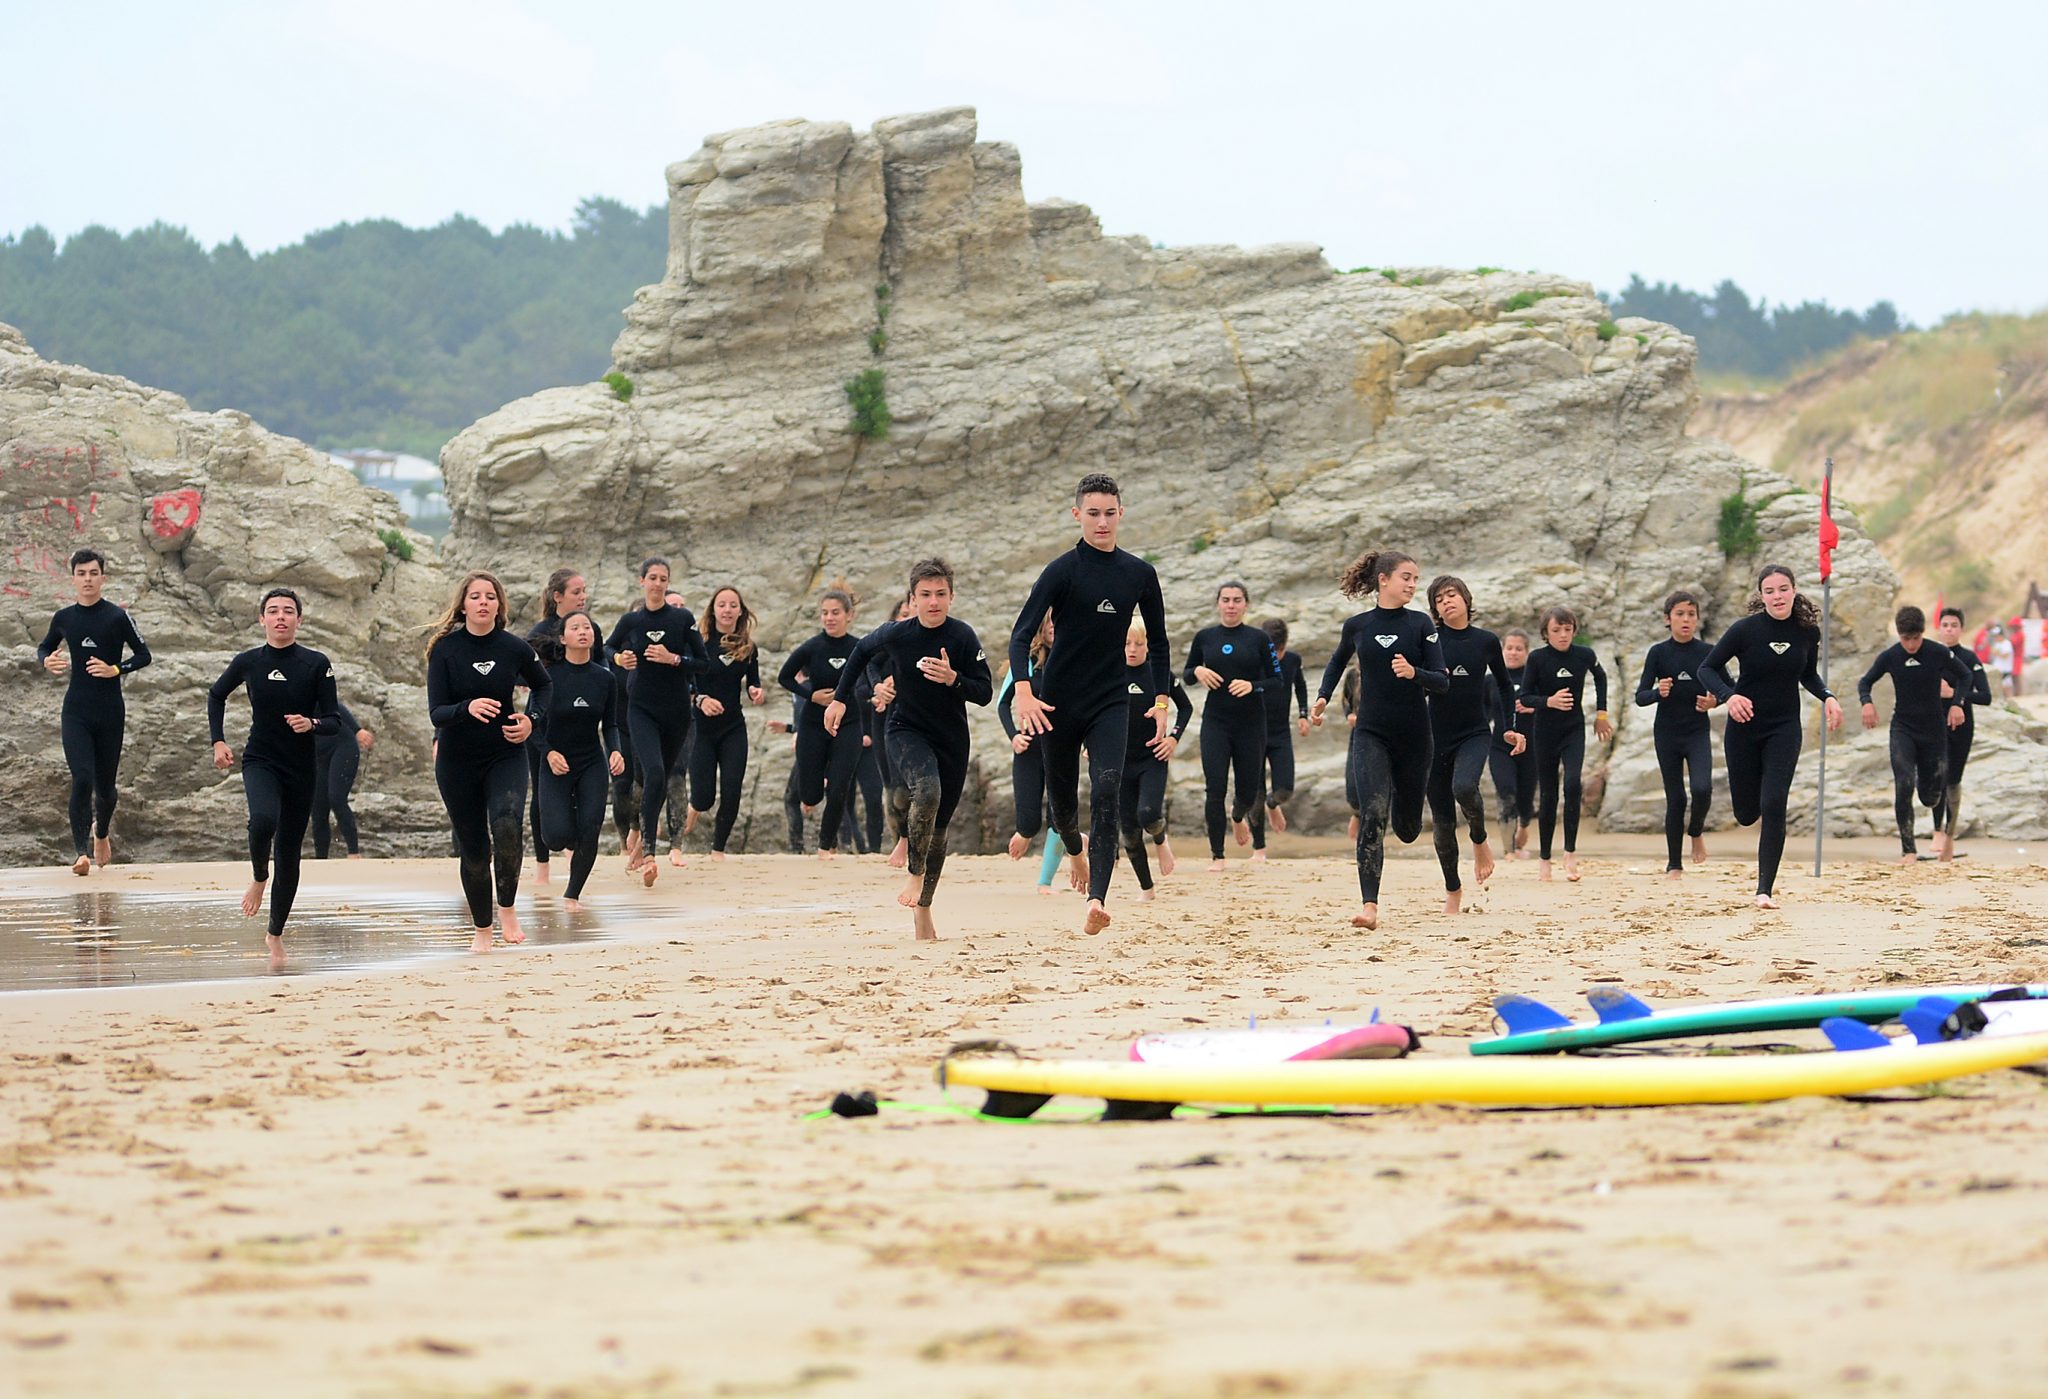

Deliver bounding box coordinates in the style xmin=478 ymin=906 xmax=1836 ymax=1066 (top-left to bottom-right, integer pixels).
xmin=431 ymin=107 xmax=2037 ymax=848
xmin=1 ymin=323 xmax=449 ymax=865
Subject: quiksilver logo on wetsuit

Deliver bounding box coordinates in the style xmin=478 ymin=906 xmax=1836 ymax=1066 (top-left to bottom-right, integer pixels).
xmin=474 ymin=661 xmax=496 ymax=674
xmin=1426 ymin=633 xmax=1439 ymax=643
xmin=266 ymin=669 xmax=286 ymax=681
xmin=976 ymin=650 xmax=985 ymax=660
xmin=1451 ymin=665 xmax=1469 ymax=676
xmin=1095 ymin=600 xmax=1117 ymax=614
xmin=1677 ymin=671 xmax=1692 ymax=680
xmin=1770 ymin=643 xmax=1790 ymax=655
xmin=1374 ymin=635 xmax=1397 ymax=647
xmin=1127 ymin=683 xmax=1144 ymax=694
xmin=81 ymin=637 xmax=97 ymax=648
xmin=573 ymin=697 xmax=589 ymax=708
xmin=1905 ymin=658 xmax=1921 ymax=667
xmin=1556 ymin=667 xmax=1570 ymax=677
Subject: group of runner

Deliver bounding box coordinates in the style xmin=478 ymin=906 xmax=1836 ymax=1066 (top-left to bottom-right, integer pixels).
xmin=33 ymin=473 xmax=1995 ymax=953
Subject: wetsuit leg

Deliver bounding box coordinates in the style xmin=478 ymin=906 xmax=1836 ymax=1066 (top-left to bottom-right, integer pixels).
xmin=1351 ymin=729 xmax=1394 ymax=903
xmin=1655 ymin=728 xmax=1687 ymax=871
xmin=794 ymin=723 xmax=830 ymax=808
xmin=1427 ymin=743 xmax=1461 ymax=892
xmin=1558 ymin=722 xmax=1585 ymax=853
xmin=1232 ymin=717 xmax=1266 ymax=851
xmin=1012 ymin=746 xmax=1046 ymax=840
xmin=245 ymin=760 xmax=313 ymax=938
xmin=1730 ymin=720 xmax=1802 ymax=897
xmin=611 ymin=718 xmax=640 ymax=848
xmin=1266 ymin=725 xmax=1295 ymax=809
xmin=1345 ymin=737 xmax=1361 ymax=817
xmin=1888 ymin=727 xmax=1926 ymax=855
xmin=856 ymin=744 xmax=884 ymax=853
xmin=1939 ymin=726 xmax=1972 ymax=837
xmin=1043 ymin=704 xmax=1128 ymax=904
xmin=1200 ymin=717 xmax=1232 ymax=859
xmin=244 ymin=763 xmax=283 ymax=887
xmin=1912 ymin=729 xmax=1946 ymax=849
xmin=484 ymin=749 xmax=529 ymax=911
xmin=888 ymin=729 xmax=968 ymax=907
xmin=311 ymin=739 xmax=335 ymax=860
xmin=437 ymin=747 xmax=495 ymax=928
xmin=328 ymin=735 xmax=361 ymax=855
xmin=630 ymin=705 xmax=690 ymax=853
xmin=1119 ymin=762 xmax=1153 ymax=891
xmin=691 ymin=725 xmax=747 ymax=853
xmin=528 ymin=742 xmax=551 ymax=868
xmin=1684 ymin=728 xmax=1712 ymax=842
xmin=541 ymin=759 xmax=607 ymax=900
xmin=60 ymin=706 xmax=122 ymax=858
xmin=1389 ymin=732 xmax=1431 ymax=847
xmin=1453 ymin=733 xmax=1490 ymax=848
xmin=815 ymin=727 xmax=865 ymax=853
xmin=783 ymin=764 xmax=805 ymax=853
xmin=1533 ymin=723 xmax=1565 ymax=861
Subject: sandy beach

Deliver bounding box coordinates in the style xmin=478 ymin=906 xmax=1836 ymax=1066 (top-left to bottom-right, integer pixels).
xmin=5 ymin=836 xmax=2048 ymax=1397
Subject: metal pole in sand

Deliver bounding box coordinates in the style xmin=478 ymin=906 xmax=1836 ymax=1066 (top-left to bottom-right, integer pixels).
xmin=1814 ymin=456 xmax=1835 ymax=878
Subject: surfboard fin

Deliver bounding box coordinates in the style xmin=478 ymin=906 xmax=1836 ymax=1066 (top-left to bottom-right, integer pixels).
xmin=1492 ymin=995 xmax=1575 ymax=1036
xmin=1900 ymin=997 xmax=1965 ymax=1045
xmin=978 ymin=1090 xmax=1053 ymax=1120
xmin=1585 ymin=987 xmax=1655 ymax=1024
xmin=1101 ymin=1098 xmax=1179 ymax=1121
xmin=1820 ymin=1017 xmax=1894 ymax=1051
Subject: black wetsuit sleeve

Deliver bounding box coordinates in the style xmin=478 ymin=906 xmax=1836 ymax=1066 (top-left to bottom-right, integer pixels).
xmin=1141 ymin=576 xmax=1170 ymax=699
xmin=1318 ymin=625 xmax=1356 ymax=704
xmin=36 ymin=613 xmax=63 ymax=662
xmin=605 ymin=614 xmax=631 ymax=661
xmin=1855 ymin=651 xmax=1888 ymax=706
xmin=1414 ymin=625 xmax=1449 ymax=695
xmin=1488 ymin=637 xmax=1523 ymax=733
xmin=1635 ymin=646 xmax=1662 ymax=708
xmin=1171 ymin=679 xmax=1193 ymax=738
xmin=118 ymin=611 xmax=151 ymax=673
xmin=830 ymin=630 xmax=883 ymax=707
xmin=1700 ymin=624 xmax=1742 ymax=702
xmin=335 ymin=701 xmax=362 ymax=736
xmin=678 ymin=620 xmax=710 ymax=676
xmin=1969 ymin=657 xmax=1993 ymax=705
xmin=310 ymin=659 xmax=340 ymax=737
xmin=1801 ymin=634 xmax=1832 ymax=701
xmin=519 ymin=644 xmax=551 ymax=718
xmin=995 ymin=670 xmax=1019 ymax=739
xmin=427 ymin=644 xmax=468 ymax=728
xmin=1589 ymin=651 xmax=1609 ymax=711
xmin=777 ymin=638 xmax=815 ymax=700
xmin=1942 ymin=648 xmax=1974 ymax=711
xmin=746 ymin=652 xmax=762 ymax=694
xmin=207 ymin=652 xmax=246 ymax=745
xmin=1291 ymin=656 xmax=1308 ymax=719
xmin=1253 ymin=633 xmax=1281 ymax=692
xmin=954 ymin=628 xmax=994 ymax=706
xmin=603 ymin=672 xmax=620 ymax=756
xmin=1009 ymin=559 xmax=1064 ymax=685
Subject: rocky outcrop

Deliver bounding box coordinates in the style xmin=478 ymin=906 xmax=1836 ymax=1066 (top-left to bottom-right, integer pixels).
xmin=440 ymin=108 xmax=2048 ymax=848
xmin=1 ymin=323 xmax=448 ymax=865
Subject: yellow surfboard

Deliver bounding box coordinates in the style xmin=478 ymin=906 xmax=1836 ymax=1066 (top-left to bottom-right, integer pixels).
xmin=938 ymin=1033 xmax=2048 ymax=1109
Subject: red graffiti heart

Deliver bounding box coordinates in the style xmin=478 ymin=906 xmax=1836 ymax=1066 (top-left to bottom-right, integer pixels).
xmin=151 ymin=489 xmax=202 ymax=538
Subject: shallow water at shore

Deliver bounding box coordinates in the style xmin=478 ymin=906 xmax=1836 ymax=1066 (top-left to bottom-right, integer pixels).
xmin=0 ymin=888 xmax=678 ymax=993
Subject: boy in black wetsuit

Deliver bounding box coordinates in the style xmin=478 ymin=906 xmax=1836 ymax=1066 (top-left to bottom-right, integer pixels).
xmin=826 ymin=559 xmax=993 ymax=940
xmin=1633 ymin=590 xmax=1718 ymax=877
xmin=1858 ymin=605 xmax=1970 ymax=864
xmin=37 ymin=548 xmax=151 ymax=874
xmin=1932 ymin=606 xmax=1994 ymax=860
xmin=1009 ymin=473 xmax=1172 ymax=936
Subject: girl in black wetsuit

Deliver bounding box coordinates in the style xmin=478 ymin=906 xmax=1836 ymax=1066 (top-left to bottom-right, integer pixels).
xmin=607 ymin=562 xmax=708 ymax=884
xmin=1120 ymin=622 xmax=1192 ymax=900
xmin=208 ymin=588 xmax=338 ymax=970
xmin=1249 ymin=617 xmax=1309 ymax=845
xmin=685 ymin=586 xmax=766 ymax=858
xmin=524 ymin=567 xmax=586 ymax=886
xmin=866 ymin=595 xmax=916 ymax=868
xmin=825 ymin=558 xmax=993 ymax=939
xmin=778 ymin=588 xmax=865 ymax=859
xmin=426 ymin=570 xmax=552 ymax=952
xmin=37 ymin=548 xmax=152 ymax=875
xmin=311 ymin=703 xmax=373 ymax=859
xmin=1424 ymin=576 xmax=1526 ymax=912
xmin=999 ymin=614 xmax=1056 ymax=865
xmin=1699 ymin=564 xmax=1844 ymax=909
xmin=1487 ymin=628 xmax=1536 ymax=857
xmin=534 ymin=610 xmax=623 ymax=908
xmin=1528 ymin=605 xmax=1612 ymax=883
xmin=1310 ymin=548 xmax=1447 ymax=930
xmin=1633 ymin=590 xmax=1719 ymax=878
xmin=1185 ymin=581 xmax=1281 ymax=869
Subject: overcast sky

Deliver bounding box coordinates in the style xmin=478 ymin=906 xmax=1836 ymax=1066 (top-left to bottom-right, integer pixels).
xmin=4 ymin=0 xmax=2043 ymax=324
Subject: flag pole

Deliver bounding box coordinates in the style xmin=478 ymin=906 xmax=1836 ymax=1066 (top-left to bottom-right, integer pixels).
xmin=1814 ymin=456 xmax=1834 ymax=878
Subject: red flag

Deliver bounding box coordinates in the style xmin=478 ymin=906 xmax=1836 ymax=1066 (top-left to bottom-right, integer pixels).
xmin=1818 ymin=472 xmax=1840 ymax=581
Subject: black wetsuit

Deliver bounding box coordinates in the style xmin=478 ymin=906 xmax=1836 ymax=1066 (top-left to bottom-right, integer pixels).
xmin=1635 ymin=637 xmax=1716 ymax=872
xmin=524 ymin=615 xmax=566 ymax=869
xmin=1857 ymin=640 xmax=1973 ymax=855
xmin=611 ymin=652 xmax=641 ymax=850
xmin=778 ymin=630 xmax=864 ymax=851
xmin=856 ymin=654 xmax=903 ymax=849
xmin=1938 ymin=645 xmax=1994 ymax=837
xmin=427 ymin=627 xmax=551 ymax=928
xmin=1527 ymin=642 xmax=1608 ymax=861
xmin=1248 ymin=650 xmax=1309 ymax=846
xmin=1009 ymin=540 xmax=1171 ymax=905
xmin=37 ymin=600 xmax=152 ymax=859
xmin=607 ymin=604 xmax=707 ymax=854
xmin=1700 ymin=610 xmax=1833 ymax=897
xmin=534 ymin=656 xmax=619 ymax=899
xmin=1185 ymin=624 xmax=1281 ymax=859
xmin=312 ymin=701 xmax=366 ymax=859
xmin=1428 ymin=624 xmax=1521 ymax=892
xmin=1487 ymin=661 xmax=1535 ymax=831
xmin=1120 ymin=665 xmax=1192 ymax=891
xmin=997 ymin=655 xmax=1050 ymax=844
xmin=833 ymin=618 xmax=993 ymax=906
xmin=689 ymin=630 xmax=761 ymax=854
xmin=1318 ymin=607 xmax=1448 ymax=906
xmin=208 ymin=643 xmax=338 ymax=937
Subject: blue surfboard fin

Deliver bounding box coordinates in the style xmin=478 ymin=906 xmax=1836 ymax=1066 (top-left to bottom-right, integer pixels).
xmin=1492 ymin=995 xmax=1575 ymax=1036
xmin=1820 ymin=1017 xmax=1893 ymax=1051
xmin=1900 ymin=997 xmax=1964 ymax=1045
xmin=1585 ymin=987 xmax=1655 ymax=1024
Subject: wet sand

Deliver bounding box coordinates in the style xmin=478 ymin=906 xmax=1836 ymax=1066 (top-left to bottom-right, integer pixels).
xmin=5 ymin=837 xmax=2048 ymax=1397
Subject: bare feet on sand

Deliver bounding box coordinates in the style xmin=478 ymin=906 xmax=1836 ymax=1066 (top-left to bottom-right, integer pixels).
xmin=1208 ymin=858 xmax=1226 ymax=873
xmin=1137 ymin=887 xmax=1155 ymax=902
xmin=1352 ymin=903 xmax=1379 ymax=929
xmin=912 ymin=906 xmax=938 ymax=940
xmin=1899 ymin=853 xmax=1918 ymax=867
xmin=93 ymin=835 xmax=112 ymax=868
xmin=1664 ymin=868 xmax=1683 ymax=881
xmin=265 ymin=933 xmax=286 ymax=971
xmin=562 ymin=897 xmax=584 ymax=911
xmin=683 ymin=807 xmax=698 ymax=837
xmin=1251 ymin=849 xmax=1268 ymax=863
xmin=470 ymin=927 xmax=494 ymax=954
xmin=888 ymin=838 xmax=910 ymax=869
xmin=1347 ymin=814 xmax=1361 ymax=842
xmin=347 ymin=852 xmax=364 ymax=860
xmin=1069 ymin=845 xmax=1090 ymax=895
xmin=1157 ymin=838 xmax=1177 ymax=876
xmin=670 ymin=846 xmax=687 ymax=867
xmin=534 ymin=862 xmax=550 ymax=886
xmin=500 ymin=907 xmax=525 ymax=944
xmin=1082 ymin=900 xmax=1111 ymax=935
xmin=1473 ymin=841 xmax=1494 ymax=887
xmin=1691 ymin=834 xmax=1708 ymax=865
xmin=1233 ymin=817 xmax=1251 ymax=848
xmin=70 ymin=854 xmax=90 ymax=876
xmin=241 ymin=880 xmax=267 ymax=917
xmin=1267 ymin=803 xmax=1287 ymax=833
xmin=641 ymin=859 xmax=658 ymax=888
xmin=818 ymin=848 xmax=838 ymax=862
xmin=1443 ymin=889 xmax=1461 ymax=915
xmin=1563 ymin=852 xmax=1581 ymax=882
xmin=1936 ymin=832 xmax=1954 ymax=862
xmin=709 ymin=850 xmax=727 ymax=862
xmin=897 ymin=874 xmax=921 ymax=908
xmin=1007 ymin=832 xmax=1029 ymax=860
xmin=1538 ymin=860 xmax=1553 ymax=883
xmin=1755 ymin=894 xmax=1780 ymax=910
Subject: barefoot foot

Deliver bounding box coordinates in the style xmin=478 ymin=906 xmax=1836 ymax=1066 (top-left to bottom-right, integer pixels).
xmin=241 ymin=880 xmax=267 ymax=918
xmin=562 ymin=897 xmax=584 ymax=911
xmin=1082 ymin=900 xmax=1111 ymax=935
xmin=93 ymin=836 xmax=112 ymax=868
xmin=1268 ymin=803 xmax=1287 ymax=833
xmin=1755 ymin=894 xmax=1780 ymax=910
xmin=470 ymin=927 xmax=494 ymax=953
xmin=888 ymin=838 xmax=910 ymax=869
xmin=1137 ymin=887 xmax=1156 ymax=903
xmin=1690 ymin=834 xmax=1708 ymax=865
xmin=1233 ymin=818 xmax=1251 ymax=848
xmin=1443 ymin=890 xmax=1461 ymax=915
xmin=1898 ymin=853 xmax=1917 ymax=867
xmin=1250 ymin=849 xmax=1268 ymax=863
xmin=346 ymin=852 xmax=364 ymax=860
xmin=265 ymin=933 xmax=286 ymax=971
xmin=1007 ymin=832 xmax=1029 ymax=860
xmin=499 ymin=908 xmax=525 ymax=945
xmin=1207 ymin=858 xmax=1226 ymax=873
xmin=897 ymin=874 xmax=921 ymax=908
xmin=1538 ymin=860 xmax=1553 ymax=883
xmin=709 ymin=850 xmax=727 ymax=862
xmin=641 ymin=859 xmax=658 ymax=888
xmin=1563 ymin=852 xmax=1581 ymax=882
xmin=1156 ymin=838 xmax=1177 ymax=876
xmin=1347 ymin=814 xmax=1361 ymax=842
xmin=1069 ymin=846 xmax=1090 ymax=895
xmin=534 ymin=863 xmax=550 ymax=886
xmin=683 ymin=807 xmax=699 ymax=837
xmin=70 ymin=854 xmax=91 ymax=877
xmin=1351 ymin=903 xmax=1379 ymax=930
xmin=1037 ymin=883 xmax=1055 ymax=896
xmin=1472 ymin=840 xmax=1495 ymax=887
xmin=912 ymin=905 xmax=939 ymax=941
xmin=1664 ymin=868 xmax=1683 ymax=881
xmin=818 ymin=848 xmax=838 ymax=862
